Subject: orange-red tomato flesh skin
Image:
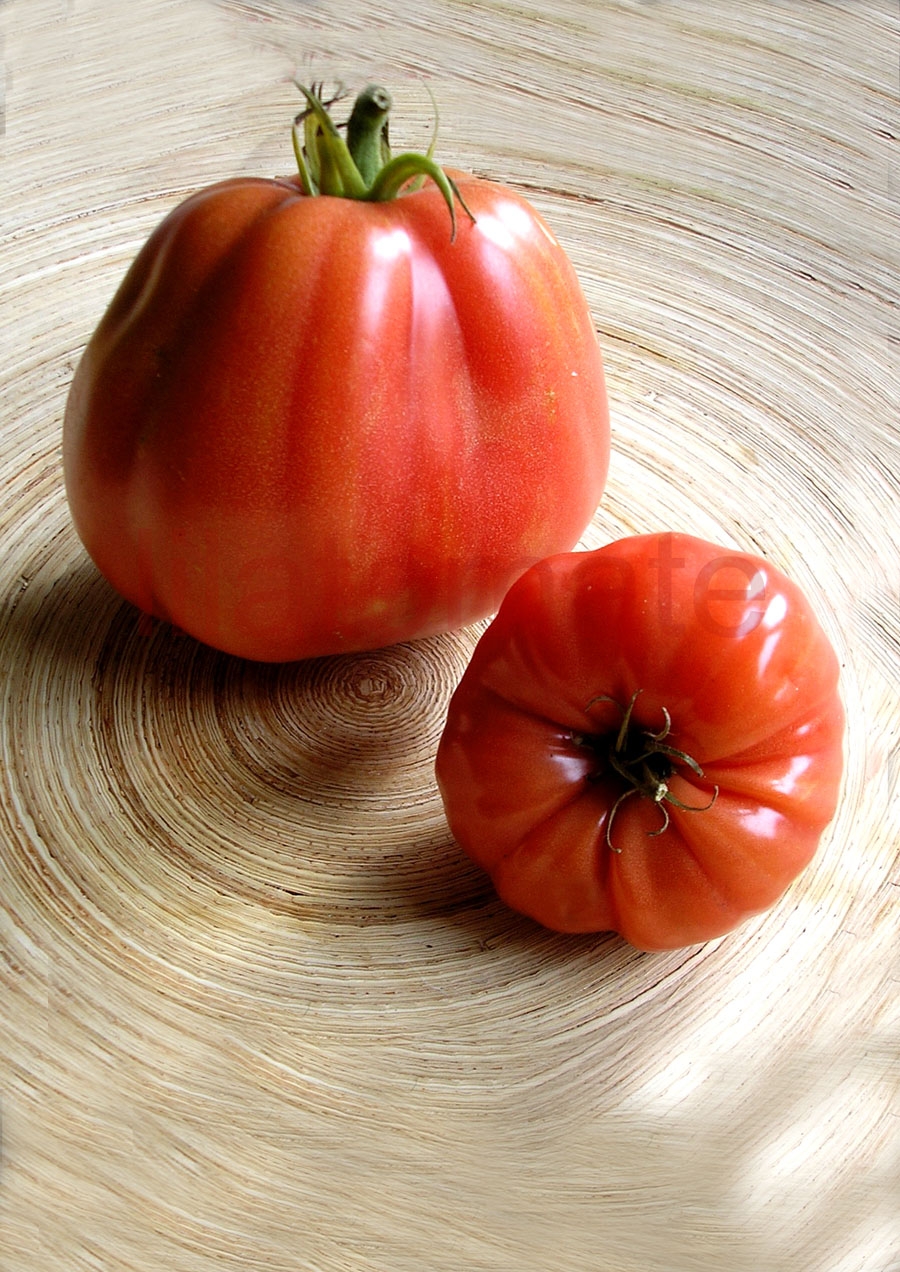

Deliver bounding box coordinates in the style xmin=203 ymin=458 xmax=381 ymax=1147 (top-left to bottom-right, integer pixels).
xmin=435 ymin=533 xmax=845 ymax=951
xmin=63 ymin=173 xmax=610 ymax=661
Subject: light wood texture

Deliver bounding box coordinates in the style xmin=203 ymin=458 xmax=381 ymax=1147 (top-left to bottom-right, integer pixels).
xmin=2 ymin=2 xmax=898 ymax=1270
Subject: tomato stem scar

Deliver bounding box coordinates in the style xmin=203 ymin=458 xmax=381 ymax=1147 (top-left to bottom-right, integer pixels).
xmin=581 ymin=689 xmax=719 ymax=853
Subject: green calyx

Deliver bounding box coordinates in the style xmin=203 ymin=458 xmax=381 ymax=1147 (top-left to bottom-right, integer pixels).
xmin=580 ymin=689 xmax=719 ymax=854
xmin=290 ymin=82 xmax=473 ymax=240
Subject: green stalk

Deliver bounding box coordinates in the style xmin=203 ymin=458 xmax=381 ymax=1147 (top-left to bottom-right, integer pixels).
xmin=290 ymin=81 xmax=474 ymax=239
xmin=293 ymin=83 xmax=367 ymax=199
xmin=345 ymin=84 xmax=393 ymax=185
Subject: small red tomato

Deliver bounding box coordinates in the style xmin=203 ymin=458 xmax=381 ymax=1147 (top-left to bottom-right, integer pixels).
xmin=435 ymin=532 xmax=845 ymax=951
xmin=62 ymin=85 xmax=609 ymax=662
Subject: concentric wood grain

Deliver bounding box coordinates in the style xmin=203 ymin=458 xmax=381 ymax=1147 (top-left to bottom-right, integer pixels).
xmin=1 ymin=2 xmax=898 ymax=1270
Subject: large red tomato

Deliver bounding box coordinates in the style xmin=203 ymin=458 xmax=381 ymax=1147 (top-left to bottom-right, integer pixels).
xmin=63 ymin=85 xmax=609 ymax=662
xmin=435 ymin=533 xmax=845 ymax=951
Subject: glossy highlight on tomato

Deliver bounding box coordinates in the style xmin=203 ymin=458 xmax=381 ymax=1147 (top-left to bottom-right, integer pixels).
xmin=435 ymin=533 xmax=845 ymax=951
xmin=62 ymin=85 xmax=609 ymax=662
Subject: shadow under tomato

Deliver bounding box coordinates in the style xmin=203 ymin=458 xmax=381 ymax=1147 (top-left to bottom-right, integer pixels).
xmin=2 ymin=552 xmax=497 ymax=919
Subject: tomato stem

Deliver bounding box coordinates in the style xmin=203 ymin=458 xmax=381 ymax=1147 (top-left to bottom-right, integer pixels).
xmin=345 ymin=84 xmax=393 ymax=185
xmin=582 ymin=690 xmax=719 ymax=853
xmin=291 ymin=81 xmax=474 ymax=241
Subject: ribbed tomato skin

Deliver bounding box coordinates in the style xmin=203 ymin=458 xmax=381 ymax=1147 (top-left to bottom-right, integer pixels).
xmin=436 ymin=534 xmax=845 ymax=951
xmin=63 ymin=173 xmax=609 ymax=661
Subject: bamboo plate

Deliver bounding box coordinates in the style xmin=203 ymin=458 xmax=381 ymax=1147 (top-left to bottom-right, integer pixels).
xmin=1 ymin=2 xmax=898 ymax=1270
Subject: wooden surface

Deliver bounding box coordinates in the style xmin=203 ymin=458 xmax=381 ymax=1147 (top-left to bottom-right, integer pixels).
xmin=2 ymin=2 xmax=899 ymax=1270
